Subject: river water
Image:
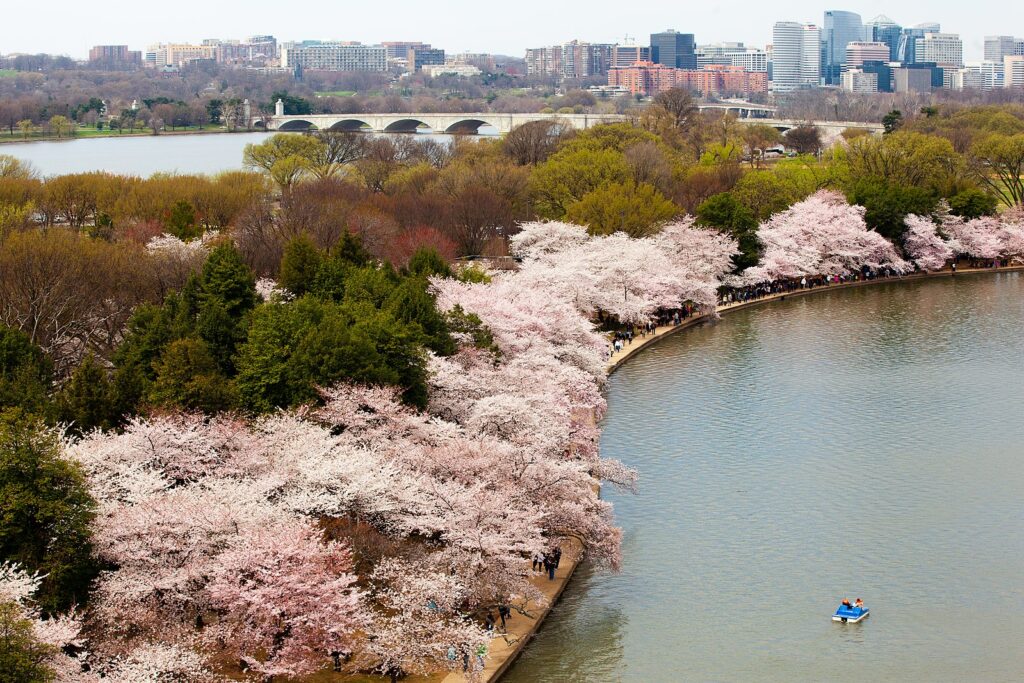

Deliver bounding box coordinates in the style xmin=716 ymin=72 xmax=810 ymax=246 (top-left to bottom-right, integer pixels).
xmin=0 ymin=129 xmax=494 ymax=177
xmin=506 ymin=273 xmax=1024 ymax=683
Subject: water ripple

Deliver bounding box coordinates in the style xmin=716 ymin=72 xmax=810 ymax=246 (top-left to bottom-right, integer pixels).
xmin=506 ymin=274 xmax=1024 ymax=683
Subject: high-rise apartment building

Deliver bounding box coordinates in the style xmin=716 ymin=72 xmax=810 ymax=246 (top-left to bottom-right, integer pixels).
xmin=845 ymin=42 xmax=890 ymax=69
xmin=650 ymin=30 xmax=697 ymax=70
xmin=88 ymin=45 xmax=142 ymax=69
xmin=607 ymin=61 xmax=766 ymax=97
xmin=146 ymin=43 xmax=216 ymax=68
xmin=611 ymin=44 xmax=651 ymax=68
xmin=525 ymin=41 xmax=613 ymax=79
xmin=771 ymin=21 xmax=821 ymax=92
xmin=382 ymin=42 xmax=430 ymax=60
xmin=280 ymin=44 xmax=387 ymax=71
xmin=865 ymin=15 xmax=902 ymax=61
xmin=822 ymin=10 xmax=863 ymax=85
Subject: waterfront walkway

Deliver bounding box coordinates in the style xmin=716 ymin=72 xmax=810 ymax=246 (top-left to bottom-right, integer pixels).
xmin=607 ymin=266 xmax=1024 ymax=373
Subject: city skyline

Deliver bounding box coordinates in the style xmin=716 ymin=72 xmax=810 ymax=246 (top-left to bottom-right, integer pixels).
xmin=0 ymin=0 xmax=1013 ymax=61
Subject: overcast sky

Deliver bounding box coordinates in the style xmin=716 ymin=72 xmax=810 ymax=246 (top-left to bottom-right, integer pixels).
xmin=0 ymin=1 xmax=1015 ymax=61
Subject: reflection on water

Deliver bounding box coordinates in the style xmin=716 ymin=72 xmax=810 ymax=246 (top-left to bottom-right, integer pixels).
xmin=1 ymin=128 xmax=496 ymax=177
xmin=505 ymin=273 xmax=1024 ymax=682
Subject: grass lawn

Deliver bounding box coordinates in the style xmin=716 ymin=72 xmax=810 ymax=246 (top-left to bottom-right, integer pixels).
xmin=0 ymin=69 xmax=18 ymax=78
xmin=315 ymin=90 xmax=356 ymax=97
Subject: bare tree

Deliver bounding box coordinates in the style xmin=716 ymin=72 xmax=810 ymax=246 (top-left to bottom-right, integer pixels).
xmin=502 ymin=120 xmax=571 ymax=165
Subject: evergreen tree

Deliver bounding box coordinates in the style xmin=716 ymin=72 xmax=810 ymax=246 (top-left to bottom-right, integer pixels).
xmin=56 ymin=355 xmax=117 ymax=433
xmin=0 ymin=326 xmax=52 ymax=418
xmin=199 ymin=243 xmax=257 ymax=319
xmin=0 ymin=601 xmax=55 ymax=682
xmin=148 ymin=338 xmax=236 ymax=413
xmin=0 ymin=410 xmax=97 ymax=614
xmin=406 ymin=247 xmax=452 ymax=278
xmin=279 ymin=235 xmax=324 ymax=296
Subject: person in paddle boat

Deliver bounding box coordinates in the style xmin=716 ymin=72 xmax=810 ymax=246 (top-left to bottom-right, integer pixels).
xmin=854 ymin=598 xmax=864 ymax=611
xmin=841 ymin=599 xmax=853 ymax=610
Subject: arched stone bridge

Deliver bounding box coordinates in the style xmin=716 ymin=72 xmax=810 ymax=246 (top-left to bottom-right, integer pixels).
xmin=263 ymin=112 xmax=883 ymax=136
xmin=263 ymin=112 xmax=628 ymax=134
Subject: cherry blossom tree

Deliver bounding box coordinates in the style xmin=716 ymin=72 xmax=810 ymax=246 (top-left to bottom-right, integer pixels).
xmin=743 ymin=190 xmax=909 ymax=283
xmin=943 ymin=215 xmax=1005 ymax=260
xmin=366 ymin=558 xmax=488 ymax=683
xmin=903 ymin=214 xmax=956 ymax=272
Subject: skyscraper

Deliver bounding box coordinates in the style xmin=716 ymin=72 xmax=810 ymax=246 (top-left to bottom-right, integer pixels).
xmin=865 ymin=15 xmax=902 ymax=61
xmin=985 ymin=36 xmax=1018 ymax=62
xmin=898 ymin=23 xmax=940 ymax=64
xmin=650 ymin=30 xmax=697 ymax=70
xmin=771 ymin=22 xmax=821 ymax=92
xmin=822 ymin=10 xmax=863 ymax=85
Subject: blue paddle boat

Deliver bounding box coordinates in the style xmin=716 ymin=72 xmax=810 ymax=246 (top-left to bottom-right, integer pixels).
xmin=833 ymin=602 xmax=869 ymax=623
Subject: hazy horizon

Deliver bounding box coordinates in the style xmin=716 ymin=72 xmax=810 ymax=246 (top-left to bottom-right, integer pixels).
xmin=0 ymin=1 xmax=1015 ymax=62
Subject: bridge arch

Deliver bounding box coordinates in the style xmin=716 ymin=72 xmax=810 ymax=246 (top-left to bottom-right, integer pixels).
xmin=383 ymin=118 xmax=432 ymax=134
xmin=327 ymin=119 xmax=372 ymax=132
xmin=277 ymin=119 xmax=318 ymax=132
xmin=443 ymin=118 xmax=494 ymax=135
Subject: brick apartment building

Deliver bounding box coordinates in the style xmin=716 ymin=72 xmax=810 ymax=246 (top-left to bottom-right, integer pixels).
xmin=608 ymin=61 xmax=767 ymax=97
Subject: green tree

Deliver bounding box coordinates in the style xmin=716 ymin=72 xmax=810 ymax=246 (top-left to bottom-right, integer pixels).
xmin=849 ymin=178 xmax=938 ymax=241
xmin=846 ymin=131 xmax=963 ymax=192
xmin=199 ymin=243 xmax=257 ymax=319
xmin=530 ymin=147 xmax=632 ymax=218
xmin=148 ymin=338 xmax=235 ymax=413
xmin=731 ymin=172 xmax=797 ymax=222
xmin=696 ymin=192 xmax=760 ymax=270
xmin=164 ymin=200 xmax=201 ymax=241
xmin=0 ymin=410 xmax=97 ymax=614
xmin=969 ymin=133 xmax=1024 ymax=207
xmin=333 ymin=230 xmax=373 ymax=268
xmin=406 ymin=248 xmax=452 ymax=279
xmin=46 ymin=116 xmax=72 ymax=139
xmin=0 ymin=326 xmax=52 ymax=418
xmin=0 ymin=601 xmax=55 ymax=683
xmin=279 ymin=235 xmax=324 ymax=297
xmin=948 ymin=188 xmax=998 ymax=219
xmin=882 ymin=110 xmax=904 ymax=134
xmin=565 ymin=181 xmax=678 ymax=237
xmin=243 ymin=133 xmax=323 ymax=190
xmin=56 ymin=355 xmax=117 ymax=433
xmin=385 ymin=279 xmax=455 ymax=356
xmin=269 ymin=91 xmax=313 ymax=116
xmin=235 ymin=297 xmax=428 ymax=412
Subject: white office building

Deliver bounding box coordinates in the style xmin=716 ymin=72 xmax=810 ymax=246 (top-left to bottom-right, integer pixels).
xmin=771 ymin=21 xmax=821 ymax=92
xmin=281 ymin=43 xmax=387 ymax=71
xmin=951 ymin=66 xmax=984 ymax=90
xmin=985 ymin=36 xmax=1017 ymax=61
xmin=915 ymin=33 xmax=964 ymax=69
xmin=980 ymin=60 xmax=1005 ymax=88
xmin=1006 ymin=55 xmax=1024 ymax=88
xmin=841 ymin=68 xmax=878 ymax=93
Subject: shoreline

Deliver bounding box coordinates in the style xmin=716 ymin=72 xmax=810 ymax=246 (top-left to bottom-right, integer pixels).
xmin=0 ymin=128 xmax=257 ymax=146
xmin=607 ymin=265 xmax=1024 ymax=374
xmin=461 ymin=264 xmax=1023 ymax=683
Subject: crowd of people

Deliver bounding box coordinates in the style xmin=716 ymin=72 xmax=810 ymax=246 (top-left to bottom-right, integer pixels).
xmin=606 ymin=259 xmax=1012 ymax=361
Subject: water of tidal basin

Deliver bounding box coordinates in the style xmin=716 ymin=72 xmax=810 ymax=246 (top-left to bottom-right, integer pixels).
xmin=1 ymin=129 xmax=494 ymax=177
xmin=505 ymin=273 xmax=1024 ymax=683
